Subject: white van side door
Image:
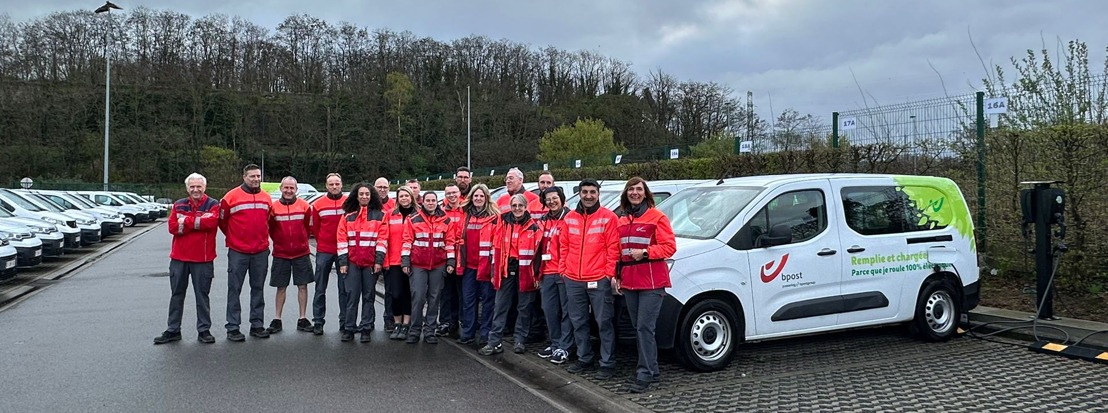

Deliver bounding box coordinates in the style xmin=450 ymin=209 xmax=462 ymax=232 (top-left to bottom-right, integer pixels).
xmin=832 ymin=179 xmax=908 ymax=325
xmin=745 ymin=180 xmax=843 ymax=337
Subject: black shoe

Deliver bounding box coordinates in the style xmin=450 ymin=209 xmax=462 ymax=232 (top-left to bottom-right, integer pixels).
xmin=227 ymin=330 xmax=246 ymax=342
xmin=405 ymin=333 xmax=419 ymax=344
xmin=513 ymin=343 xmax=525 ymax=354
xmin=384 ymin=320 xmax=396 ymax=333
xmin=296 ymin=318 xmax=313 ymax=332
xmin=265 ymin=319 xmax=282 ymax=334
xmin=341 ymin=330 xmax=355 ymax=342
xmin=312 ymin=323 xmax=324 ymax=335
xmin=435 ymin=324 xmax=450 ymax=337
xmin=628 ymin=379 xmax=651 ymax=393
xmin=198 ymin=331 xmax=215 ymax=344
xmin=567 ymin=361 xmax=596 ymax=374
xmin=153 ymin=330 xmax=181 ymax=345
xmin=360 ymin=329 xmax=372 ymax=343
xmin=456 ymin=337 xmax=475 ymax=345
xmin=595 ymin=367 xmax=616 ymax=380
xmin=249 ymin=327 xmax=270 ymax=339
xmin=625 ymin=374 xmax=660 ymax=384
xmin=538 ymin=346 xmax=554 ymax=358
xmin=424 ymin=335 xmax=438 ymax=344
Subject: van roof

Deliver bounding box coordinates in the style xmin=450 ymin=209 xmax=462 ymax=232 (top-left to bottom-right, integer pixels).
xmin=707 ymin=173 xmax=953 ymax=188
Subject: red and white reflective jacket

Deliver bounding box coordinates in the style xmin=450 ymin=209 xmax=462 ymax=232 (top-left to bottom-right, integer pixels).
xmin=311 ymin=193 xmax=347 ymax=255
xmin=169 ymin=195 xmax=220 ymax=262
xmin=269 ymin=197 xmax=311 ymax=259
xmin=617 ymin=205 xmax=676 ymax=290
xmin=381 ymin=197 xmax=396 ymax=214
xmin=337 ymin=206 xmax=388 ymax=268
xmin=385 ymin=207 xmax=415 ymax=267
xmin=560 ymin=202 xmax=619 ymax=282
xmin=492 ymin=212 xmax=542 ymax=292
xmin=496 ymin=189 xmax=543 ymax=217
xmin=401 ymin=206 xmax=458 ymax=270
xmin=443 ymin=202 xmax=465 ymax=274
xmin=538 ymin=207 xmax=569 ymax=276
xmin=219 ymin=184 xmax=271 ymax=254
xmin=457 ymin=207 xmax=498 ymax=281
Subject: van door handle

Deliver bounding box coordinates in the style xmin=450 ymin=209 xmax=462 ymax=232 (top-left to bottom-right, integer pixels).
xmin=847 ymin=246 xmax=866 ymax=253
xmin=817 ymin=249 xmax=837 ymax=256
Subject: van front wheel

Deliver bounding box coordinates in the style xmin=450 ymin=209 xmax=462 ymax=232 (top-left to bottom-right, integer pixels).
xmin=676 ymin=298 xmax=739 ymax=372
xmin=123 ymin=215 xmax=135 ymax=227
xmin=910 ymin=280 xmax=961 ymax=341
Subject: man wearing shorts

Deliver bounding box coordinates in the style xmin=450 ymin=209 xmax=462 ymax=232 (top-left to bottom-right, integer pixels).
xmin=266 ymin=177 xmax=314 ymax=333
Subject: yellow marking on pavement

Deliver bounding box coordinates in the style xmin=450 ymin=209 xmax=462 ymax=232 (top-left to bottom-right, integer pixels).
xmin=1042 ymin=343 xmax=1068 ymax=352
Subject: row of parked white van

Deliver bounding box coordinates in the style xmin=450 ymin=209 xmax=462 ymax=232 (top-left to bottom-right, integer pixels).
xmin=0 ymin=189 xmax=167 ymax=282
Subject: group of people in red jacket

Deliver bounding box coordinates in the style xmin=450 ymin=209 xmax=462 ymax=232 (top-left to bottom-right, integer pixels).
xmin=156 ymin=164 xmax=676 ymax=394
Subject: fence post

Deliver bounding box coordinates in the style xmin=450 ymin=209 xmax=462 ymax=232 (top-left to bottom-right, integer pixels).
xmin=832 ymin=112 xmax=839 ymax=149
xmin=975 ymin=91 xmax=987 ymax=254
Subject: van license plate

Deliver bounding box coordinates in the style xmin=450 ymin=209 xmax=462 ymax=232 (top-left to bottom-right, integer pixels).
xmin=5 ymin=260 xmax=14 ymax=269
xmin=34 ymin=249 xmax=42 ymax=257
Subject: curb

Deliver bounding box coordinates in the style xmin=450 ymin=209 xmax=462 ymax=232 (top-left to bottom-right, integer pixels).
xmin=966 ymin=306 xmax=1108 ymax=350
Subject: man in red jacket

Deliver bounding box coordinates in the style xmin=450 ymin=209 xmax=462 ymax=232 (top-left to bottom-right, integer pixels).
xmin=312 ymin=173 xmax=349 ymax=335
xmin=155 ymin=173 xmax=220 ymax=345
xmin=559 ymin=179 xmax=620 ymax=380
xmin=220 ymin=164 xmax=272 ymax=342
xmin=265 ymin=177 xmax=314 ymax=334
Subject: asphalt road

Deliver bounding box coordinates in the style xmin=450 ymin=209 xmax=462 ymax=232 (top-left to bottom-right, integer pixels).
xmin=0 ymin=224 xmax=561 ymax=413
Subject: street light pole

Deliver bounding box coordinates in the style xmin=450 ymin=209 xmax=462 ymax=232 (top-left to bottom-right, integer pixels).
xmin=95 ymin=1 xmax=121 ymax=191
xmin=467 ymin=86 xmax=471 ymax=169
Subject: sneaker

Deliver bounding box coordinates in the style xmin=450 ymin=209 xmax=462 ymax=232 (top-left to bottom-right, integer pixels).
xmin=359 ymin=329 xmax=372 ymax=343
xmin=312 ymin=324 xmax=324 ymax=335
xmin=265 ymin=319 xmax=282 ymax=334
xmin=567 ymin=361 xmax=596 ymax=374
xmin=405 ymin=332 xmax=420 ymax=344
xmin=595 ymin=367 xmax=616 ymax=380
xmin=435 ymin=324 xmax=451 ymax=337
xmin=341 ymin=330 xmax=355 ymax=342
xmin=456 ymin=337 xmax=475 ymax=345
xmin=296 ymin=318 xmax=313 ymax=332
xmin=424 ymin=335 xmax=438 ymax=344
xmin=198 ymin=331 xmax=215 ymax=344
xmin=537 ymin=346 xmax=554 ymax=358
xmin=513 ymin=343 xmax=525 ymax=354
xmin=153 ymin=330 xmax=181 ymax=345
xmin=226 ymin=330 xmax=246 ymax=342
xmin=627 ymin=379 xmax=651 ymax=394
xmin=389 ymin=325 xmax=405 ymax=340
xmin=249 ymin=327 xmax=270 ymax=339
xmin=549 ymin=349 xmax=569 ymax=365
xmin=478 ymin=343 xmax=503 ymax=356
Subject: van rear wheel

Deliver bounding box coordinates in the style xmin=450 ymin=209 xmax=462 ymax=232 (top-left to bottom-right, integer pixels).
xmin=910 ymin=279 xmax=961 ymax=341
xmin=123 ymin=215 xmax=135 ymax=227
xmin=676 ymin=298 xmax=739 ymax=372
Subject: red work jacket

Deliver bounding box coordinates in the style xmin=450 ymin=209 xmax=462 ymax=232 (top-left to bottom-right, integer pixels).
xmin=219 ymin=184 xmax=270 ymax=254
xmin=401 ymin=206 xmax=458 ymax=270
xmin=337 ymin=206 xmax=389 ymax=268
xmin=269 ymin=197 xmax=311 ymax=259
xmin=492 ymin=212 xmax=542 ymax=292
xmin=311 ymin=193 xmax=347 ymax=255
xmin=616 ymin=205 xmax=676 ymax=290
xmin=559 ymin=203 xmax=619 ymax=282
xmin=169 ymin=195 xmax=220 ymax=262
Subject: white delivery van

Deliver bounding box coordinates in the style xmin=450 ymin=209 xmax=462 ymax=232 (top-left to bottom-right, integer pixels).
xmin=654 ymin=174 xmax=980 ymax=371
xmin=33 ymin=190 xmax=126 ymax=236
xmin=0 ymin=189 xmax=83 ymax=250
xmin=0 ymin=221 xmax=45 ymax=268
xmin=76 ymin=191 xmax=153 ymax=225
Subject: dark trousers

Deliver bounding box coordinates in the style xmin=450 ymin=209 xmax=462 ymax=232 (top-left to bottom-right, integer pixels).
xmin=439 ymin=269 xmax=462 ymax=328
xmin=312 ymin=252 xmax=346 ymax=327
xmin=460 ymin=268 xmax=496 ymax=340
xmin=488 ymin=272 xmax=538 ymax=347
xmin=624 ymin=288 xmax=664 ymax=381
xmin=540 ymin=273 xmax=573 ymax=351
xmin=167 ymin=259 xmax=213 ymax=333
xmin=409 ymin=265 xmax=445 ymax=337
xmin=225 ymin=249 xmax=268 ymax=331
xmin=343 ymin=264 xmax=379 ymax=332
xmin=565 ymin=277 xmax=616 ymax=368
xmin=385 ymin=265 xmax=411 ymax=316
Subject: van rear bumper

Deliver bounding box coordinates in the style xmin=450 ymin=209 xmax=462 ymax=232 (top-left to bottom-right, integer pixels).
xmin=962 ymin=281 xmax=980 ymax=311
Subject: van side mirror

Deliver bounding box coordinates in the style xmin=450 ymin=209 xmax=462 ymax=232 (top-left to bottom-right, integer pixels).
xmin=755 ymin=224 xmax=792 ymax=248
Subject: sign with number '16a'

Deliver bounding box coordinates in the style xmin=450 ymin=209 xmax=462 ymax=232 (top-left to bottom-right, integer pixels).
xmin=984 ymin=97 xmax=1008 ymax=114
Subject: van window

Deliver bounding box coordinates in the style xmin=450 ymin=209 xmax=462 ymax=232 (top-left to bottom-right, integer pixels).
xmin=748 ymin=190 xmax=827 ymax=245
xmin=3 ymin=193 xmax=44 ymax=212
xmin=658 ymin=186 xmax=762 ymax=240
xmin=95 ymin=195 xmax=115 ymax=206
xmin=841 ymin=186 xmax=949 ymax=235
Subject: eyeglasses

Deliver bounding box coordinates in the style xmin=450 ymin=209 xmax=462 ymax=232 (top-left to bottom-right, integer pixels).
xmin=510 ymin=204 xmax=526 ymax=208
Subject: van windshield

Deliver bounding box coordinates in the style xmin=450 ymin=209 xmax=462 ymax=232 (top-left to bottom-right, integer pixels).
xmin=26 ymin=194 xmax=66 ymax=212
xmin=1 ymin=191 xmax=45 ymax=212
xmin=657 ymin=186 xmax=763 ymax=240
xmin=64 ymin=194 xmax=98 ymax=208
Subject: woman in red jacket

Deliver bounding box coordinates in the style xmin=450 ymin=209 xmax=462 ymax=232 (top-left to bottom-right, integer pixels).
xmin=615 ymin=177 xmax=676 ymax=393
xmin=401 ymin=191 xmax=458 ymax=344
xmin=386 ymin=186 xmax=417 ymax=340
xmin=337 ymin=183 xmax=388 ymax=343
xmin=479 ymin=193 xmax=542 ymax=356
xmin=537 ymin=186 xmax=572 ymax=364
xmin=456 ymin=184 xmax=499 ymax=346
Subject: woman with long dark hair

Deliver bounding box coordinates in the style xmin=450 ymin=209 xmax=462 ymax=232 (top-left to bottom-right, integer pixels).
xmin=386 ymin=186 xmax=417 ymax=340
xmin=336 ymin=183 xmax=387 ymax=343
xmin=401 ymin=191 xmax=458 ymax=344
xmin=615 ymin=177 xmax=676 ymax=393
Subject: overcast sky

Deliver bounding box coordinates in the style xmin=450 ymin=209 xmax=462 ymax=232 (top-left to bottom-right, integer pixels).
xmin=3 ymin=0 xmax=1106 ymax=125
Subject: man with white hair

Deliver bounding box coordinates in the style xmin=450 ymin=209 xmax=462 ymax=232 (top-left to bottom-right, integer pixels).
xmin=496 ymin=168 xmax=541 ymax=213
xmin=155 ymin=173 xmax=220 ymax=345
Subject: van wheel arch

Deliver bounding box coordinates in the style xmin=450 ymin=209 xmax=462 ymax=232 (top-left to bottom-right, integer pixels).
xmin=674 ymin=291 xmax=745 ymax=372
xmin=909 ymin=272 xmax=963 ymax=341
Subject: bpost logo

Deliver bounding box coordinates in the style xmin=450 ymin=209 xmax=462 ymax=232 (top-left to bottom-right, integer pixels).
xmin=760 ymin=253 xmax=804 ymax=284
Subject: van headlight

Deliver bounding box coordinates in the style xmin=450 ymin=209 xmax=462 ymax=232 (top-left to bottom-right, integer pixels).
xmin=41 ymin=217 xmax=62 ymax=225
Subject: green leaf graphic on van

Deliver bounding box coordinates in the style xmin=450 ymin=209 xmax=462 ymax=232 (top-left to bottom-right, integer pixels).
xmin=893 ymin=176 xmax=976 ymax=252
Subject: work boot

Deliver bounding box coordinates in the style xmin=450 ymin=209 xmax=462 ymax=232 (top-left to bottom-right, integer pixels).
xmin=312 ymin=323 xmax=324 ymax=335
xmin=341 ymin=330 xmax=355 ymax=342
xmin=360 ymin=329 xmax=372 ymax=343
xmin=249 ymin=327 xmax=270 ymax=339
xmin=197 ymin=331 xmax=215 ymax=344
xmin=296 ymin=318 xmax=313 ymax=332
xmin=226 ymin=330 xmax=246 ymax=342
xmin=384 ymin=319 xmax=396 ymax=333
xmin=153 ymin=330 xmax=181 ymax=345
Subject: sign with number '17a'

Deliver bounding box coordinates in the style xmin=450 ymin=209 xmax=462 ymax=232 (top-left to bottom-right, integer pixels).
xmin=840 ymin=117 xmax=857 ymax=130
xmin=984 ymin=97 xmax=1008 ymax=114
xmin=740 ymin=141 xmax=753 ymax=153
